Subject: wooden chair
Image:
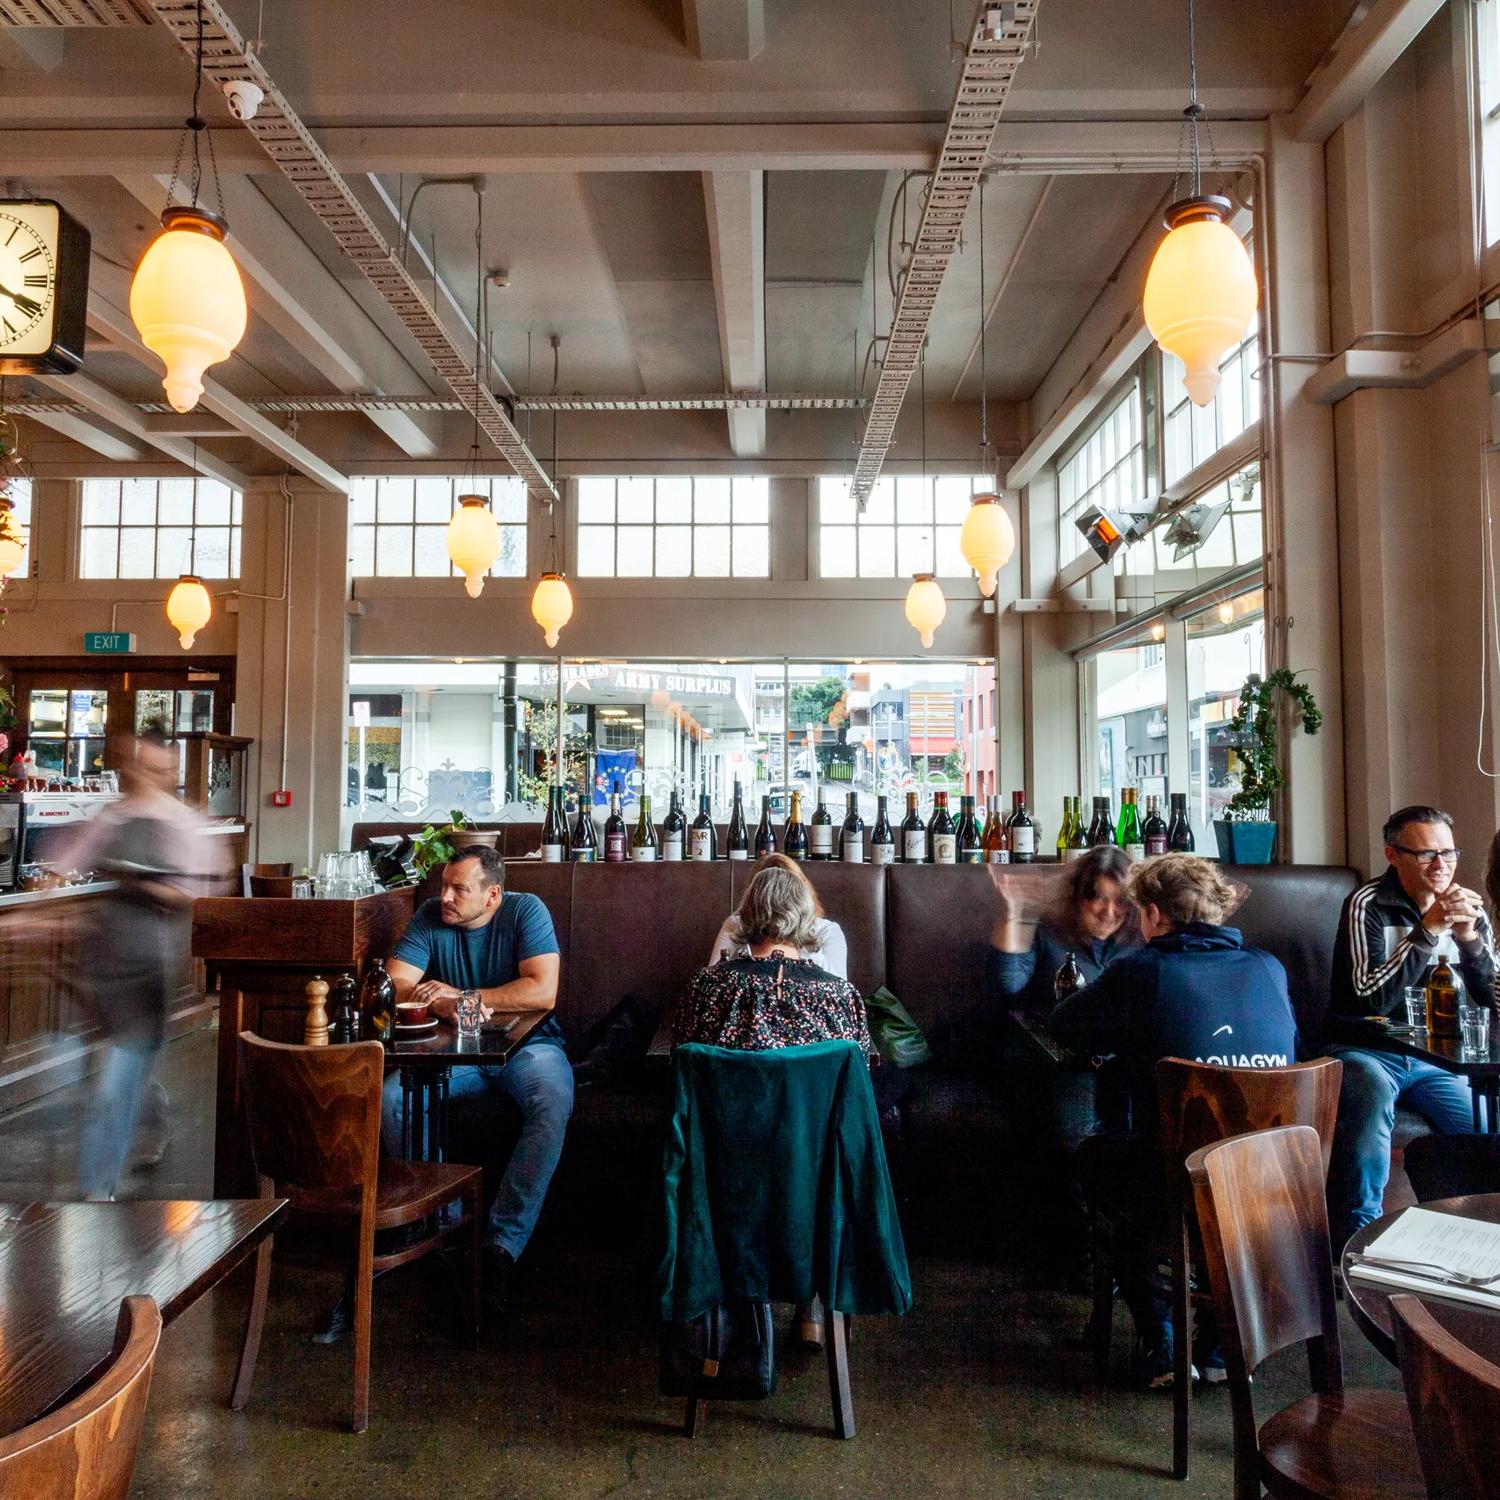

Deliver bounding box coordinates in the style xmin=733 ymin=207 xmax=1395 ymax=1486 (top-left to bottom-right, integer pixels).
xmin=0 ymin=1295 xmax=161 ymax=1499
xmin=247 ymin=874 xmax=295 ymax=898
xmin=1392 ymin=1292 xmax=1500 ymax=1499
xmin=230 ymin=1032 xmax=483 ymax=1432
xmin=1186 ymin=1126 xmax=1426 ymax=1500
xmin=241 ymin=861 xmax=293 ymax=896
xmin=1152 ymin=1056 xmax=1343 ymax=1481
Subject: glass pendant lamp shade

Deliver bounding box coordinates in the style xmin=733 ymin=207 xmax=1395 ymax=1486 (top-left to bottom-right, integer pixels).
xmin=1143 ymin=196 xmax=1257 ymax=408
xmin=448 ymin=494 xmax=500 ymax=598
xmin=0 ymin=505 xmax=23 ymax=577
xmin=959 ymin=491 xmax=1015 ymax=598
xmin=130 ymin=208 xmax=248 ymax=414
xmin=166 ymin=573 xmax=212 ymax=649
xmin=531 ymin=571 xmax=573 ymax=649
xmin=904 ymin=573 xmax=946 ymax=650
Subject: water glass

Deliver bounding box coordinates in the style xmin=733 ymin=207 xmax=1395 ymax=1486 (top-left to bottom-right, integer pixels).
xmin=456 ymin=990 xmax=483 ymax=1039
xmin=291 ymin=877 xmax=313 ymax=899
xmin=1460 ymin=1008 xmax=1491 ymax=1060
xmin=1403 ymin=986 xmax=1428 ymax=1032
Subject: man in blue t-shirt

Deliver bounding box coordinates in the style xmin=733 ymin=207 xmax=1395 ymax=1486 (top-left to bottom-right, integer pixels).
xmin=381 ymin=845 xmax=572 ymax=1308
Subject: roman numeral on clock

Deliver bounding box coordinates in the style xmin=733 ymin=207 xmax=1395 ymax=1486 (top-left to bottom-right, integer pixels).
xmin=18 ymin=248 xmax=40 ymax=263
xmin=23 ymin=275 xmax=46 ymax=289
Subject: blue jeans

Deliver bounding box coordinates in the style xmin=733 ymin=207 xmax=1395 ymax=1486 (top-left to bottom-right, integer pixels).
xmin=381 ymin=1044 xmax=574 ymax=1259
xmin=78 ymin=1039 xmax=162 ymax=1199
xmin=1326 ymin=1044 xmax=1478 ymax=1249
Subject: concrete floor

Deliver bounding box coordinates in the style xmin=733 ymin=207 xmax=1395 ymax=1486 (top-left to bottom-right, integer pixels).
xmin=0 ymin=1025 xmax=1401 ymax=1499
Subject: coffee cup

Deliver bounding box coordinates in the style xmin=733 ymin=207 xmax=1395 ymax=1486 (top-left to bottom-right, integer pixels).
xmin=395 ymin=999 xmax=430 ymax=1026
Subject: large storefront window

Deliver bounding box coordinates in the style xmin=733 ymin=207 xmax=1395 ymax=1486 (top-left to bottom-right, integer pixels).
xmin=1058 ymin=386 xmax=1143 ymax=570
xmin=1091 ymin=633 xmax=1168 ymax=809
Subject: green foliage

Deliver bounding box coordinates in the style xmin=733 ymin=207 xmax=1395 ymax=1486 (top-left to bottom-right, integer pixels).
xmin=788 ymin=675 xmax=846 ymax=729
xmin=1225 ymin=669 xmax=1323 ymax=815
xmin=0 ymin=685 xmax=14 ymax=731
xmin=942 ymin=748 xmax=964 ymax=780
xmin=411 ymin=809 xmax=476 ymax=874
xmin=516 ymin=699 xmax=590 ymax=811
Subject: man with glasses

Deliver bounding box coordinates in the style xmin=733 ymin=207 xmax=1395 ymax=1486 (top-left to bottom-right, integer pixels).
xmin=1326 ymin=805 xmax=1496 ymax=1246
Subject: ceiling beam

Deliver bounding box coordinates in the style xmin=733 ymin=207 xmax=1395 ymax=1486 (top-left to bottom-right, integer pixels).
xmin=1289 ymin=0 xmax=1447 ymax=143
xmin=703 ymin=171 xmax=766 ymax=457
xmin=0 ymin=119 xmax=1267 ymax=177
xmin=32 ymin=370 xmax=249 ymax=487
xmin=114 ymin=173 xmax=443 ymax=457
xmin=682 ymin=0 xmax=765 ymax=60
xmin=22 ymin=402 xmax=146 ymax=460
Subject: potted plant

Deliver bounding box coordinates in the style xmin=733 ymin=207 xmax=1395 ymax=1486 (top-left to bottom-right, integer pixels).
xmin=1215 ymin=669 xmax=1323 ymax=865
xmin=411 ymin=809 xmax=496 ymax=874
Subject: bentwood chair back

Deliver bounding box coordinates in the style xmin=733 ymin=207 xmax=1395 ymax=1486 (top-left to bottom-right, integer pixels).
xmin=1152 ymin=1056 xmax=1343 ymax=1479
xmin=1186 ymin=1126 xmax=1425 ymax=1500
xmin=247 ymin=874 xmax=295 ymax=898
xmin=232 ymin=1032 xmax=483 ymax=1432
xmin=241 ymin=861 xmax=293 ymax=896
xmin=1392 ymin=1293 xmax=1500 ymax=1499
xmin=0 ymin=1295 xmax=161 ymax=1500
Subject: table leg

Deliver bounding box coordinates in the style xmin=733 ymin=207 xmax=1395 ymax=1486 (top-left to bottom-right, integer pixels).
xmin=401 ymin=1069 xmax=412 ymax=1160
xmin=437 ymin=1071 xmax=450 ymax=1164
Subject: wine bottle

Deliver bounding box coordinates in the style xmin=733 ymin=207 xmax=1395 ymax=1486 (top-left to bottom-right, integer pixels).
xmin=1117 ymin=787 xmax=1144 ymax=862
xmin=360 ymin=957 xmax=395 ymax=1041
xmin=783 ymin=790 xmax=808 ymax=860
xmin=1054 ymin=950 xmax=1085 ymax=1002
xmin=1167 ymin=791 xmax=1195 ymax=852
xmin=661 ymin=787 xmax=686 ymax=861
xmin=1426 ymin=957 xmax=1461 ymax=1039
xmin=689 ymin=793 xmax=716 ymax=861
xmin=1094 ymin=795 xmax=1117 ymax=847
xmin=630 ymin=793 xmax=658 ymax=861
xmin=1067 ymin=798 xmax=1090 ymax=863
xmin=928 ymin=790 xmax=957 ymax=864
xmin=958 ymin=794 xmax=984 ymax=863
xmin=541 ymin=785 xmax=569 ymax=862
xmin=870 ymin=795 xmax=894 ymax=865
xmin=569 ymin=796 xmax=598 ymax=863
xmin=1143 ymin=794 xmax=1168 ymax=857
xmin=1056 ymin=795 xmax=1074 ymax=861
xmin=840 ymin=792 xmax=866 ymax=863
xmin=753 ymin=795 xmax=777 ymax=857
xmin=1085 ymin=797 xmax=1104 ymax=846
xmin=603 ymin=779 xmax=628 ymax=863
xmin=809 ymin=794 xmax=834 ymax=861
xmin=726 ymin=780 xmax=750 ymax=861
xmin=984 ymin=794 xmax=1011 ymax=864
xmin=1007 ymin=789 xmax=1036 ymax=864
xmin=899 ymin=791 xmax=926 ymax=864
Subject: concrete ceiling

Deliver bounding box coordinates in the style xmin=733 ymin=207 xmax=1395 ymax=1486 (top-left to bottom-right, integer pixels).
xmin=0 ymin=0 xmax=1363 ymax=478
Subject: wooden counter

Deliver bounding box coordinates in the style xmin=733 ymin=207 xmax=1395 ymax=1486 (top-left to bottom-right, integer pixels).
xmin=192 ymin=887 xmax=416 ymax=1194
xmin=0 ymin=884 xmax=207 ymax=1113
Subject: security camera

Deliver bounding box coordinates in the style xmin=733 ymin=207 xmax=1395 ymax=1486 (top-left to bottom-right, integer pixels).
xmin=221 ymin=79 xmax=265 ymax=122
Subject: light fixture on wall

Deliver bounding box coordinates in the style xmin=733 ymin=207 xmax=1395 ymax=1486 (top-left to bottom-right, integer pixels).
xmin=167 ymin=573 xmax=212 ymax=649
xmin=1075 ymin=500 xmax=1154 ymax=563
xmin=130 ymin=1 xmax=247 ymax=413
xmin=1141 ymin=0 xmax=1257 ymax=408
xmin=1217 ymin=599 xmax=1235 ymax=624
xmin=905 ymin=573 xmax=947 ymax=650
xmin=958 ymin=175 xmax=1016 ymax=598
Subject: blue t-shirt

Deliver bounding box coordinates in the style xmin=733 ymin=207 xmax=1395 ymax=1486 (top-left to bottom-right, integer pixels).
xmin=393 ymin=893 xmax=564 ymax=1047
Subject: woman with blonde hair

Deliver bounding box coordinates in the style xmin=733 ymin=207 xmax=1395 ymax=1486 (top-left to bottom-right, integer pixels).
xmin=707 ymin=851 xmax=849 ymax=980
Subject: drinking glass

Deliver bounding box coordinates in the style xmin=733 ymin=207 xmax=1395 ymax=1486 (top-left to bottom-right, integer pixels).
xmin=1403 ymin=986 xmax=1428 ymax=1032
xmin=456 ymin=990 xmax=483 ymax=1039
xmin=291 ymin=877 xmax=313 ymax=899
xmin=1460 ymin=1009 xmax=1491 ymax=1059
xmin=316 ymin=852 xmax=340 ymax=897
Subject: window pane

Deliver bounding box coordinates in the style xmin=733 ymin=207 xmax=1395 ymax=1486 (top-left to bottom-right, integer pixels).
xmin=733 ymin=525 xmax=769 ymax=577
xmin=157 ymin=481 xmax=193 ymax=526
xmin=617 ymin=476 xmax=654 ymax=523
xmin=896 ymin=525 xmax=933 ymax=576
xmin=655 ymin=525 xmax=693 ymax=576
xmin=694 ymin=524 xmax=731 ymax=576
xmin=375 ymin=524 xmax=413 ymax=576
xmin=117 ymin=527 xmax=156 ymax=577
xmin=413 ymin=525 xmax=450 ymax=575
xmin=1231 ymin=512 xmax=1263 ymax=563
xmin=231 ymin=528 xmax=241 ymax=577
xmin=199 ymin=481 xmax=233 ymax=526
xmin=656 ymin=476 xmax=692 ymax=523
xmin=732 ymin=476 xmax=768 ymax=522
xmin=192 ymin=527 xmax=233 ymax=578
xmin=863 ymin=478 xmax=895 ymax=525
xmin=934 ymin=477 xmax=971 ymax=524
xmin=349 ymin=478 xmax=377 ymax=525
xmin=935 ymin=525 xmax=966 ymax=577
xmin=694 ymin=476 xmax=731 ymax=523
xmin=80 ymin=527 xmax=117 ymax=578
xmin=858 ymin=524 xmax=895 ymax=577
xmin=492 ymin=480 xmax=527 ymax=523
xmin=616 ymin=524 xmax=654 ymax=575
xmin=349 ymin=524 xmax=375 ymax=575
xmin=415 ymin=475 xmax=453 ymax=522
xmin=81 ymin=480 xmax=119 ymax=527
xmin=494 ymin=524 xmax=526 ymax=577
xmin=576 ymin=476 xmax=615 ymax=524
xmin=820 ymin=478 xmax=856 ymax=525
xmin=377 ymin=477 xmax=414 ymax=523
xmin=576 ymin=524 xmax=615 ymax=575
xmin=119 ymin=478 xmax=157 ymax=525
xmin=820 ymin=525 xmax=857 ymax=577
xmin=895 ymin=477 xmax=930 ymax=524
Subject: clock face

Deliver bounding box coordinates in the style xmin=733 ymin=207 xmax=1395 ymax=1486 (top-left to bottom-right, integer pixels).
xmin=0 ymin=204 xmax=58 ymax=357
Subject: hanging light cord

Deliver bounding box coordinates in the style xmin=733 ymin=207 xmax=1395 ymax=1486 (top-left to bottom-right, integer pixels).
xmin=166 ymin=1 xmax=223 ymax=217
xmin=1187 ymin=0 xmax=1200 ymax=194
xmin=977 ymin=174 xmax=989 ymax=470
xmin=466 ymin=182 xmax=484 ymax=488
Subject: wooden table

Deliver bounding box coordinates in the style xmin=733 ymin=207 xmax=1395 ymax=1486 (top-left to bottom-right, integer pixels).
xmin=1349 ymin=1016 xmax=1500 ymax=1132
xmin=0 ymin=1198 xmax=286 ymax=1436
xmin=1342 ymin=1193 xmax=1500 ymax=1365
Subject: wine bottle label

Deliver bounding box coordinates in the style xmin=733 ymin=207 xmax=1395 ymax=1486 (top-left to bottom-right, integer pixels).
xmin=689 ymin=829 xmax=713 ymax=861
xmin=1011 ymin=827 xmax=1035 ymax=856
xmin=960 ymin=847 xmax=983 ymax=864
xmin=903 ymin=831 xmax=927 ymax=861
xmin=728 ymin=848 xmax=749 ymax=861
xmin=542 ymin=844 xmax=564 ymax=863
xmin=630 ymin=844 xmax=656 ymax=862
xmin=989 ymin=849 xmax=1011 ymax=864
xmin=871 ymin=843 xmax=894 ymax=866
xmin=841 ymin=836 xmax=864 ymax=863
xmin=1146 ymin=836 xmax=1167 ymax=856
xmin=573 ymin=848 xmax=596 ymax=863
xmin=1063 ymin=848 xmax=1084 ymax=864
xmin=1125 ymin=842 xmax=1145 ymax=862
xmin=605 ymin=833 xmax=627 ymax=861
xmin=932 ymin=834 xmax=957 ymax=864
xmin=809 ymin=825 xmax=833 ymax=856
xmin=662 ymin=835 xmax=683 ymax=861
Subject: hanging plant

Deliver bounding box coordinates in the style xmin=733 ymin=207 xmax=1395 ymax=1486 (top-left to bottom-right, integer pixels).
xmin=1224 ymin=669 xmax=1322 ymax=819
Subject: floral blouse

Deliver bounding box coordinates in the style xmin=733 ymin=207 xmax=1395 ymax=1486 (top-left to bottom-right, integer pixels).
xmin=673 ymin=955 xmax=871 ymax=1054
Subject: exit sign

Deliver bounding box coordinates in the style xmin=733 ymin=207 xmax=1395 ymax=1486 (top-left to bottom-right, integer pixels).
xmin=83 ymin=631 xmax=136 ymax=654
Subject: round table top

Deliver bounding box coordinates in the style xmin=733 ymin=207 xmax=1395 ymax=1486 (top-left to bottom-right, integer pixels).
xmin=1342 ymin=1193 xmax=1500 ymax=1365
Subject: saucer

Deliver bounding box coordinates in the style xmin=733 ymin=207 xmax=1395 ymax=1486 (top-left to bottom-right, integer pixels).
xmin=392 ymin=1017 xmax=439 ymax=1034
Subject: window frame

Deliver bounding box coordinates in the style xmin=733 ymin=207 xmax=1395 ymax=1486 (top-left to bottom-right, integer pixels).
xmin=78 ymin=477 xmax=243 ymax=581
xmin=814 ymin=474 xmax=989 ymax=581
xmin=347 ymin=473 xmax=527 ymax=581
xmin=1056 ymin=377 xmax=1146 ymax=572
xmin=573 ymin=475 xmax=770 ymax=580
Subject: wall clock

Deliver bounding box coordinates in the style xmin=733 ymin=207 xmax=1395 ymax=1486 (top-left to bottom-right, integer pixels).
xmin=0 ymin=200 xmax=90 ymax=377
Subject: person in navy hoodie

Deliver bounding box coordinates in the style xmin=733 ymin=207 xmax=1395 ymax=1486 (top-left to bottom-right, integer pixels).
xmin=1049 ymin=853 xmax=1298 ymax=1387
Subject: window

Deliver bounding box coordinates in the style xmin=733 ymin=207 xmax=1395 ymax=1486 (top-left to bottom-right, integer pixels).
xmin=1058 ymin=387 xmax=1144 ymax=569
xmin=1115 ymin=461 xmax=1263 ymax=590
xmin=348 ymin=475 xmax=525 ymax=579
xmin=1162 ymin=311 xmax=1260 ymax=486
xmin=2 ymin=478 xmax=31 ymax=577
xmin=80 ymin=478 xmax=242 ymax=579
xmin=1480 ymin=0 xmax=1500 ymax=246
xmin=575 ymin=475 xmax=768 ymax=578
xmin=817 ymin=476 xmax=982 ymax=579
xmin=1186 ymin=588 xmax=1266 ymax=846
xmin=1091 ymin=631 xmax=1169 ymax=808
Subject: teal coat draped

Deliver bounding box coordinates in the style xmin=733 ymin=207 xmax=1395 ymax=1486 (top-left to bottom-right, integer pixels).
xmin=657 ymin=1040 xmax=913 ymax=1323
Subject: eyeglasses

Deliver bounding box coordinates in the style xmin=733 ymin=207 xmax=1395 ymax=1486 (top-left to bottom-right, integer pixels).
xmin=1392 ymin=844 xmax=1461 ymax=865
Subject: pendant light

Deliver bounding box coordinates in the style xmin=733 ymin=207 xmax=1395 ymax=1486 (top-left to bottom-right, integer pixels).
xmin=167 ymin=574 xmax=212 ymax=649
xmin=0 ymin=410 xmax=25 ymax=579
xmin=904 ymin=344 xmax=947 ymax=650
xmin=529 ymin=345 xmax=574 ymax=648
xmin=958 ymin=175 xmax=1016 ymax=598
xmin=1142 ymin=0 xmax=1257 ymax=407
xmin=0 ymin=507 xmax=22 ymax=579
xmin=130 ymin=2 xmax=247 ymax=413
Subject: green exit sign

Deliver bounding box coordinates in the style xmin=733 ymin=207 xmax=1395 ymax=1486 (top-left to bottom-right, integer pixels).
xmin=83 ymin=631 xmax=137 ymax=654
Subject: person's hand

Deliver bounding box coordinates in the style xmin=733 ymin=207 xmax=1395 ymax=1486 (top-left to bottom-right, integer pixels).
xmin=1442 ymin=886 xmax=1485 ymax=942
xmin=413 ymin=979 xmax=463 ymax=1019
